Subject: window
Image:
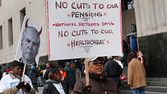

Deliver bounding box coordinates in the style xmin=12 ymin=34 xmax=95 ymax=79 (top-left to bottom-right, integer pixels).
xmin=0 ymin=0 xmax=1 ymax=7
xmin=122 ymin=0 xmax=134 ymax=10
xmin=20 ymin=8 xmax=26 ymax=30
xmin=127 ymin=0 xmax=134 ymax=10
xmin=0 ymin=25 xmax=3 ymax=49
xmin=8 ymin=18 xmax=13 ymax=46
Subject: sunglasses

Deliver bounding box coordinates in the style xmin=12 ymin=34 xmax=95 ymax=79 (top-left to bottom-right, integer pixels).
xmin=90 ymin=61 xmax=104 ymax=65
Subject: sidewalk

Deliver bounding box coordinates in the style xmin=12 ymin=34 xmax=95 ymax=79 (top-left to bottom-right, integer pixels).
xmin=36 ymin=87 xmax=44 ymax=94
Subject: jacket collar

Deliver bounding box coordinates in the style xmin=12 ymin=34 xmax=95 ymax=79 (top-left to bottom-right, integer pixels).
xmin=9 ymin=71 xmax=22 ymax=80
xmin=89 ymin=72 xmax=107 ymax=81
xmin=9 ymin=72 xmax=16 ymax=79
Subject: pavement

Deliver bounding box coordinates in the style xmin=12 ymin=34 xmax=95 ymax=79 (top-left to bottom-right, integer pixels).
xmin=36 ymin=87 xmax=44 ymax=94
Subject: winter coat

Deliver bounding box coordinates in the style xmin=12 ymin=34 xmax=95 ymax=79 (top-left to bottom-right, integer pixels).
xmin=29 ymin=69 xmax=38 ymax=84
xmin=123 ymin=39 xmax=129 ymax=53
xmin=73 ymin=72 xmax=120 ymax=94
xmin=128 ymin=58 xmax=147 ymax=89
xmin=42 ymin=79 xmax=69 ymax=94
xmin=104 ymin=60 xmax=122 ymax=77
xmin=64 ymin=67 xmax=76 ymax=87
xmin=0 ymin=72 xmax=35 ymax=94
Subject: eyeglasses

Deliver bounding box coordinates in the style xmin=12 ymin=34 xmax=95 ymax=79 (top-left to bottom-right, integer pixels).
xmin=90 ymin=61 xmax=104 ymax=65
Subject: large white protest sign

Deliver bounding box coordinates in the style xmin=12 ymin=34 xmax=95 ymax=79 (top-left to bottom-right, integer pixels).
xmin=15 ymin=16 xmax=43 ymax=66
xmin=47 ymin=0 xmax=122 ymax=60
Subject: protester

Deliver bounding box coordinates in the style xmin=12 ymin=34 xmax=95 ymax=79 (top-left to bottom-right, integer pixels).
xmin=123 ymin=35 xmax=129 ymax=66
xmin=37 ymin=69 xmax=44 ymax=87
xmin=28 ymin=66 xmax=39 ymax=92
xmin=42 ymin=68 xmax=69 ymax=94
xmin=79 ymin=58 xmax=85 ymax=77
xmin=0 ymin=60 xmax=35 ymax=94
xmin=128 ymin=52 xmax=147 ymax=94
xmin=44 ymin=62 xmax=55 ymax=80
xmin=58 ymin=67 xmax=67 ymax=81
xmin=137 ymin=51 xmax=144 ymax=63
xmin=104 ymin=56 xmax=122 ymax=87
xmin=73 ymin=57 xmax=120 ymax=94
xmin=131 ymin=35 xmax=138 ymax=58
xmin=113 ymin=56 xmax=123 ymax=69
xmin=64 ymin=62 xmax=76 ymax=93
xmin=20 ymin=26 xmax=41 ymax=66
xmin=43 ymin=64 xmax=50 ymax=77
xmin=71 ymin=63 xmax=80 ymax=81
xmin=71 ymin=59 xmax=81 ymax=69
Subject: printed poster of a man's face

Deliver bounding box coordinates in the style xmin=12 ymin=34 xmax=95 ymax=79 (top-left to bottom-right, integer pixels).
xmin=21 ymin=26 xmax=40 ymax=66
xmin=15 ymin=17 xmax=42 ymax=66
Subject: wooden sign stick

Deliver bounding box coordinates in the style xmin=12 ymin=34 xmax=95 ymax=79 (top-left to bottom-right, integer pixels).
xmin=21 ymin=63 xmax=26 ymax=82
xmin=84 ymin=58 xmax=89 ymax=86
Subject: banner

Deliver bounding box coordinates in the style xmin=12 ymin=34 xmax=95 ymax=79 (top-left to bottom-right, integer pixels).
xmin=15 ymin=16 xmax=43 ymax=66
xmin=47 ymin=0 xmax=122 ymax=60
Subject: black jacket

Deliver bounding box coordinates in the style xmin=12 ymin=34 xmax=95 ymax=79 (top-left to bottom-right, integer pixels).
xmin=42 ymin=79 xmax=69 ymax=94
xmin=104 ymin=60 xmax=122 ymax=77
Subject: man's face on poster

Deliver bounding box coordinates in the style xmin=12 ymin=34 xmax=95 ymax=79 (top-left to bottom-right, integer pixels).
xmin=21 ymin=27 xmax=40 ymax=63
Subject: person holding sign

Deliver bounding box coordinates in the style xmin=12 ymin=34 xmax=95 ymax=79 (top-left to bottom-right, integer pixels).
xmin=73 ymin=57 xmax=120 ymax=94
xmin=0 ymin=60 xmax=35 ymax=94
xmin=20 ymin=26 xmax=41 ymax=66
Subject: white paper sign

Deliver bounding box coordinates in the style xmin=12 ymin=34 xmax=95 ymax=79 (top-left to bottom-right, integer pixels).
xmin=47 ymin=0 xmax=123 ymax=60
xmin=15 ymin=16 xmax=43 ymax=66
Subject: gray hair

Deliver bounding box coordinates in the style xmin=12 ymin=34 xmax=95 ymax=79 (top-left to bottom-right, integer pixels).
xmin=21 ymin=26 xmax=40 ymax=45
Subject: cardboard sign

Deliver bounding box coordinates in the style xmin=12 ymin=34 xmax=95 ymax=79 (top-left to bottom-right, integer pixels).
xmin=47 ymin=0 xmax=122 ymax=60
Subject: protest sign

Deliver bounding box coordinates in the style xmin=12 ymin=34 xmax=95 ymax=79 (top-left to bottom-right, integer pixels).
xmin=47 ymin=0 xmax=122 ymax=60
xmin=15 ymin=16 xmax=43 ymax=66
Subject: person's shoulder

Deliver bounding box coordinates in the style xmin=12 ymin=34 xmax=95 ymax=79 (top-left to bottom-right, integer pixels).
xmin=130 ymin=58 xmax=140 ymax=63
xmin=45 ymin=80 xmax=53 ymax=85
xmin=65 ymin=67 xmax=71 ymax=71
xmin=1 ymin=74 xmax=10 ymax=80
xmin=44 ymin=80 xmax=54 ymax=87
xmin=107 ymin=60 xmax=117 ymax=65
xmin=24 ymin=75 xmax=32 ymax=81
xmin=43 ymin=82 xmax=52 ymax=89
xmin=105 ymin=60 xmax=112 ymax=64
xmin=76 ymin=77 xmax=85 ymax=83
xmin=24 ymin=74 xmax=29 ymax=78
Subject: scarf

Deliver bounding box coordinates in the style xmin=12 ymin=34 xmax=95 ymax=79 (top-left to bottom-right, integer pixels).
xmin=89 ymin=72 xmax=107 ymax=82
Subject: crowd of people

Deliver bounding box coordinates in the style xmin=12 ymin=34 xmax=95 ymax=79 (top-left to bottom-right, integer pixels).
xmin=0 ymin=35 xmax=146 ymax=94
xmin=0 ymin=52 xmax=147 ymax=94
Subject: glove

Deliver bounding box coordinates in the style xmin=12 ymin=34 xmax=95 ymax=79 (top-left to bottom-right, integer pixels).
xmin=23 ymin=83 xmax=31 ymax=92
xmin=16 ymin=82 xmax=24 ymax=89
xmin=82 ymin=85 xmax=91 ymax=94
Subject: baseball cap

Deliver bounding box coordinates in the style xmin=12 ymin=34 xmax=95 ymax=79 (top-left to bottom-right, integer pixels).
xmin=87 ymin=57 xmax=105 ymax=62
